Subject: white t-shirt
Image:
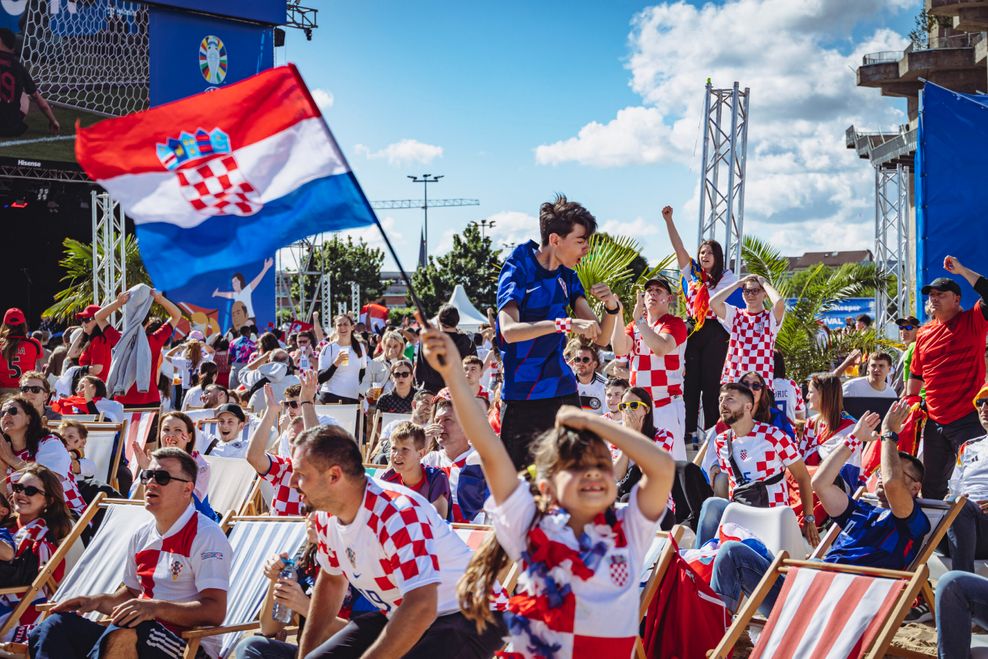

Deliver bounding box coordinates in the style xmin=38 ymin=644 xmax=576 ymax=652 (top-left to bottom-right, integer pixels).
xmin=841 ymin=376 xmax=897 ymax=399
xmin=317 ymin=342 xmax=368 ymax=399
xmin=949 ymin=435 xmax=988 ymax=502
xmin=123 ymin=504 xmax=231 ymax=658
xmin=233 ymin=285 xmax=255 ymax=319
xmin=577 ymin=372 xmax=607 ymax=415
xmin=202 ymin=435 xmax=250 ymax=459
xmin=314 ymin=478 xmax=475 ymax=617
xmin=772 ymin=377 xmax=805 ymax=423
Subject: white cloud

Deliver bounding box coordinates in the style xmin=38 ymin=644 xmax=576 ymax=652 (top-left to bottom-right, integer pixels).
xmin=599 ymin=216 xmax=660 ymax=239
xmin=485 ymin=211 xmax=540 ymax=250
xmin=354 ymin=139 xmax=444 ymax=167
xmin=533 ymin=0 xmax=911 ymax=253
xmin=311 ymin=88 xmax=334 ymax=114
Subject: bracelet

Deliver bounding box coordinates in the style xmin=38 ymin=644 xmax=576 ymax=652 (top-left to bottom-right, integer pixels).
xmin=843 ymin=434 xmax=862 ymax=452
xmin=604 ymin=304 xmax=620 ymax=315
xmin=554 ymin=317 xmax=572 ymax=334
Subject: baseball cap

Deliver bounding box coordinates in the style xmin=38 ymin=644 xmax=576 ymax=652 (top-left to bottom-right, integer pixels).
xmin=894 ymin=316 xmax=920 ymax=327
xmin=921 ymin=277 xmax=962 ymax=296
xmin=642 ymin=277 xmax=672 ymax=294
xmin=216 ymin=403 xmax=246 ymax=423
xmin=3 ymin=308 xmax=25 ymax=326
xmin=76 ymin=304 xmax=101 ymax=320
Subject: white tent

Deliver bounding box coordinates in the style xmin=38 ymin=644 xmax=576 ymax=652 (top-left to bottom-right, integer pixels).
xmin=445 ymin=284 xmax=489 ymax=332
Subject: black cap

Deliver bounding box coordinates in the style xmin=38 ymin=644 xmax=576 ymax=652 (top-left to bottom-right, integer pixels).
xmin=921 ymin=277 xmax=962 ymax=296
xmin=216 ymin=403 xmax=246 ymax=423
xmin=894 ymin=316 xmax=920 ymax=327
xmin=642 ymin=277 xmax=673 ymax=294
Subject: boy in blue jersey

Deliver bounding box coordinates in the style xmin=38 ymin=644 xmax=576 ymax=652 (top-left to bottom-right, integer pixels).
xmin=708 ymin=400 xmax=929 ymax=615
xmin=495 ymin=194 xmax=621 ymax=469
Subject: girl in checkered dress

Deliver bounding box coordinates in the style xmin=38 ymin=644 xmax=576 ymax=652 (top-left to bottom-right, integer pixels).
xmin=420 ymin=329 xmax=676 ymax=658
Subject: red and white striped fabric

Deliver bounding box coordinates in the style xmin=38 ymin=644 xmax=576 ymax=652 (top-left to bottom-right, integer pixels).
xmin=753 ymin=566 xmax=905 ymax=658
xmin=720 ymin=306 xmax=781 ymax=386
xmin=801 ymin=413 xmax=859 ymax=467
xmin=125 ymin=411 xmax=158 ymax=478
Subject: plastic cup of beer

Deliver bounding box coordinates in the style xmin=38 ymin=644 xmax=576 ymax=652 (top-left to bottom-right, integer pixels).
xmin=340 ymin=347 xmax=350 ymax=366
xmin=368 ymin=385 xmax=383 ymax=404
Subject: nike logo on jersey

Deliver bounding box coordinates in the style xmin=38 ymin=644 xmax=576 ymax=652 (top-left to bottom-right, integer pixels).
xmin=526 ymin=286 xmax=540 ymax=294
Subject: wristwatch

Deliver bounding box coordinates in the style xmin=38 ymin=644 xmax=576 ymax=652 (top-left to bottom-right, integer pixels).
xmin=881 ymin=431 xmax=899 ymax=442
xmin=803 ymin=514 xmax=816 ymax=525
xmin=604 ymin=304 xmax=620 ymax=315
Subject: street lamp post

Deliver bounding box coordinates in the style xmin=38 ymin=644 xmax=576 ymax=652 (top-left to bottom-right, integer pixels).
xmin=408 ymin=174 xmax=443 ymax=257
xmin=470 ymin=218 xmax=496 ymax=241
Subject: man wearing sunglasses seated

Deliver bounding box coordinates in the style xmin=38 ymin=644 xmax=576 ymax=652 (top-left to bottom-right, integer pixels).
xmin=30 ymin=447 xmax=232 ymax=659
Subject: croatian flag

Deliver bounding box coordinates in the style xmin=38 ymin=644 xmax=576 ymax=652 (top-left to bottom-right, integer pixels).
xmin=75 ymin=65 xmax=376 ymax=291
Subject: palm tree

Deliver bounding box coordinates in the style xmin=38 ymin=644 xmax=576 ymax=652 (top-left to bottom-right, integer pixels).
xmin=741 ymin=236 xmax=893 ymax=382
xmin=575 ymin=233 xmax=676 ymax=323
xmin=44 ymin=236 xmax=152 ymax=322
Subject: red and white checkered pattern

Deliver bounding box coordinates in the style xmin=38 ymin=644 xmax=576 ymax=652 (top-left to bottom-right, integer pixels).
xmin=623 ymin=316 xmax=687 ymax=404
xmin=262 ymin=454 xmax=302 ymax=516
xmin=175 ymin=155 xmax=262 ymax=216
xmin=314 ymin=478 xmax=480 ymax=617
xmin=800 ymin=414 xmax=859 ymax=467
xmin=652 ymin=428 xmax=676 ymax=455
xmin=714 ymin=422 xmax=800 ymax=507
xmin=720 ymin=306 xmax=781 ymax=385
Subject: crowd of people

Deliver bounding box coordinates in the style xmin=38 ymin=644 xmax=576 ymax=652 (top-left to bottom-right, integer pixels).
xmin=0 ymin=196 xmax=984 ymax=658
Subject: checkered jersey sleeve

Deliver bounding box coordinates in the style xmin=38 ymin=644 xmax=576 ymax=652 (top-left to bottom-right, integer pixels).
xmin=485 ymin=478 xmax=536 ymax=562
xmin=770 ymin=427 xmax=800 ymax=467
xmin=375 ymin=497 xmax=442 ymax=595
xmin=314 ymin=512 xmax=343 ymax=575
xmin=262 ymin=453 xmax=290 ymax=483
xmin=792 ymin=380 xmax=806 ymax=414
xmin=653 ymin=429 xmax=676 ymax=454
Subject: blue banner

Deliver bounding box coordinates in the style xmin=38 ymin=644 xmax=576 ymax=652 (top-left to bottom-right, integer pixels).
xmin=786 ymin=297 xmax=875 ymax=331
xmin=165 ymin=258 xmax=276 ymax=338
xmin=916 ymin=83 xmax=988 ymax=319
xmin=149 ymin=8 xmax=273 ymax=106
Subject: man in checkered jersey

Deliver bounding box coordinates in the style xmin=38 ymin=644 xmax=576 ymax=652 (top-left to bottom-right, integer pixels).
xmin=610 ymin=276 xmax=689 ymax=460
xmin=710 ymin=274 xmax=786 ymax=386
xmin=30 ymin=448 xmax=231 ymax=659
xmin=290 ymin=423 xmax=506 ymax=657
xmin=701 ymin=383 xmax=819 ymax=547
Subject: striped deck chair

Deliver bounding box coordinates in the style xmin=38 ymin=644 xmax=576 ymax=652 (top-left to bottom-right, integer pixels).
xmin=710 ymin=554 xmax=928 ymax=659
xmin=123 ymin=411 xmax=157 ymax=479
xmin=202 ymin=455 xmax=258 ymax=518
xmin=363 ymin=463 xmax=389 ymax=480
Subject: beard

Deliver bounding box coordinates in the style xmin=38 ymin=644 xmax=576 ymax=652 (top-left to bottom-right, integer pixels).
xmin=720 ymin=408 xmax=742 ymax=425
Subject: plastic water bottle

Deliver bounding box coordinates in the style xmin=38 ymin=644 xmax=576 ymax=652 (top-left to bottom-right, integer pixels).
xmin=298 ymin=354 xmax=310 ymax=371
xmin=271 ymin=558 xmax=295 ymax=623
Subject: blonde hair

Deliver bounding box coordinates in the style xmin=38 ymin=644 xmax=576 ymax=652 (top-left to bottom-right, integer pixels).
xmin=457 ymin=425 xmax=611 ymax=630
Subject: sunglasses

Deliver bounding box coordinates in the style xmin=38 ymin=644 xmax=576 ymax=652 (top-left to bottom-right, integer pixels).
xmin=740 ymin=381 xmax=764 ymax=391
xmin=392 ymin=371 xmax=412 ymax=378
xmin=571 ymin=356 xmax=594 ymax=364
xmin=0 ymin=408 xmax=19 ymax=418
xmin=282 ymin=400 xmax=300 ymax=409
xmin=976 ymin=398 xmax=988 ymax=409
xmin=11 ymin=483 xmax=45 ymax=497
xmin=19 ymin=385 xmax=45 ymax=394
xmin=898 ymin=325 xmax=916 ymax=331
xmin=618 ymin=400 xmax=649 ymax=411
xmin=139 ymin=469 xmax=192 ymax=486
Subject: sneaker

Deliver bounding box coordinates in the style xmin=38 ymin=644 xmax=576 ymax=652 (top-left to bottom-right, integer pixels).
xmin=905 ymin=601 xmax=933 ymax=623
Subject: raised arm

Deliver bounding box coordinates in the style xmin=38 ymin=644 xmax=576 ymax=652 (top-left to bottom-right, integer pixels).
xmin=420 ymin=329 xmax=518 ymax=503
xmin=93 ymin=290 xmax=129 ymax=330
xmin=762 ymin=277 xmax=786 ymax=323
xmin=557 ymin=407 xmax=675 ymax=521
xmin=248 ymin=257 xmax=274 ymax=291
xmin=298 ymin=369 xmax=320 ymax=430
xmin=878 ymin=400 xmax=917 ymax=519
xmin=247 ymin=385 xmax=279 ymax=473
xmin=812 ymin=412 xmax=880 ymax=518
xmin=945 ymin=256 xmax=988 ymax=319
xmin=312 ymin=311 xmax=325 ymax=343
xmin=662 ymin=206 xmax=692 ymax=270
xmin=709 ymin=276 xmax=743 ymax=320
xmin=152 ymin=289 xmax=183 ymax=327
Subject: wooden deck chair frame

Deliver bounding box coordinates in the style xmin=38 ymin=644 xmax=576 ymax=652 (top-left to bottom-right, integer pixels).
xmin=0 ymin=493 xmax=110 ymax=639
xmin=179 ymin=514 xmax=307 ymax=659
xmin=634 ymin=525 xmax=685 ymax=659
xmin=451 ymin=523 xmax=519 ymax=592
xmin=363 ymin=409 xmax=382 ymax=461
xmin=81 ymin=421 xmax=127 ymax=490
xmin=810 ymin=488 xmax=967 ymax=626
xmin=709 ymin=553 xmax=929 ymax=659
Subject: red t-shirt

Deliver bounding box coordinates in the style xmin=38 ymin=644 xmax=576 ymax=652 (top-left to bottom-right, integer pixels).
xmin=910 ymin=301 xmax=988 ymax=424
xmin=115 ymin=322 xmax=174 ymax=406
xmin=78 ymin=325 xmax=122 ymax=382
xmin=0 ymin=336 xmax=43 ymax=388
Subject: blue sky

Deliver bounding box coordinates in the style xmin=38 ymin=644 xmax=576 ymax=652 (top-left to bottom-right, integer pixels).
xmin=279 ymin=1 xmax=916 ymax=272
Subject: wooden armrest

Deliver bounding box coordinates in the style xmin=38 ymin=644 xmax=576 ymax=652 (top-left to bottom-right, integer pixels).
xmin=0 ymin=587 xmax=28 ymax=597
xmin=180 ymin=621 xmax=260 ymax=640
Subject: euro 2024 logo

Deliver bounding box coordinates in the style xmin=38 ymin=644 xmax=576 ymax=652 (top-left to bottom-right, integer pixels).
xmin=156 ymin=128 xmax=263 ymax=217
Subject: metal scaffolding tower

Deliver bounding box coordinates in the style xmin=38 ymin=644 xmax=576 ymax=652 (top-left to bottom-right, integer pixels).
xmin=91 ymin=191 xmax=127 ymax=327
xmin=874 ymin=164 xmax=911 ymax=335
xmin=697 ymin=81 xmax=750 ymax=272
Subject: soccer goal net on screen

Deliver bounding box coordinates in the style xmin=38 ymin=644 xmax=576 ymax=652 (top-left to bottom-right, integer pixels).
xmin=18 ymin=0 xmax=150 ymax=117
